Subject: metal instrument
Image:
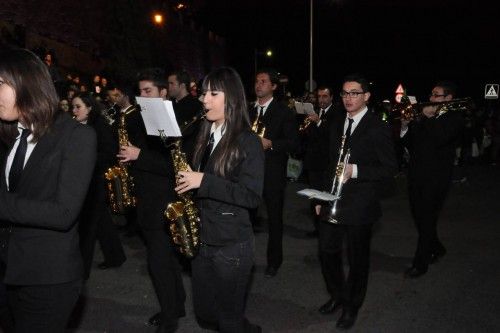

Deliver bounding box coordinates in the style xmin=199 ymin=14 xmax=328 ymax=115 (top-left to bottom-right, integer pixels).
xmin=251 ymin=112 xmax=266 ymax=137
xmin=104 ymin=110 xmax=136 ymax=214
xmin=397 ymin=97 xmax=472 ymax=121
xmin=102 ymin=103 xmax=117 ymax=125
xmin=163 ymin=111 xmax=205 ymax=258
xmin=325 ymin=135 xmax=350 ymax=224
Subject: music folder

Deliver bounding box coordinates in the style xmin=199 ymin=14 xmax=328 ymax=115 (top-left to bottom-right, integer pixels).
xmin=136 ymin=97 xmax=182 ymax=137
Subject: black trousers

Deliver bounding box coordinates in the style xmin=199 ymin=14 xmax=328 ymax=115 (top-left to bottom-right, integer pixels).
xmin=141 ymin=227 xmax=186 ymax=328
xmin=79 ymin=199 xmax=126 ymax=279
xmin=264 ymin=185 xmax=285 ymax=269
xmin=307 ymin=169 xmax=326 ymax=231
xmin=408 ymin=178 xmax=450 ymax=271
xmin=318 ymin=222 xmax=373 ymax=311
xmin=192 ymin=240 xmax=257 ymax=333
xmin=6 ymin=279 xmax=82 ymax=333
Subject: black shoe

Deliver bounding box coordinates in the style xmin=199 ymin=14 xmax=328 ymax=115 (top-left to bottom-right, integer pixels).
xmin=430 ymin=249 xmax=447 ymax=264
xmin=305 ymin=230 xmax=319 ymax=238
xmin=404 ymin=266 xmax=427 ymax=279
xmin=336 ymin=309 xmax=358 ymax=330
xmin=318 ymin=298 xmax=342 ymax=315
xmin=97 ymin=261 xmax=124 ymax=270
xmin=264 ymin=266 xmax=278 ymax=278
xmin=147 ymin=312 xmax=161 ymax=327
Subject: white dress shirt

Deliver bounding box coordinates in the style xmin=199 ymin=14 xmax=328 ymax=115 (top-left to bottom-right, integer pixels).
xmin=343 ymin=107 xmax=369 ymax=179
xmin=5 ymin=124 xmax=37 ymax=190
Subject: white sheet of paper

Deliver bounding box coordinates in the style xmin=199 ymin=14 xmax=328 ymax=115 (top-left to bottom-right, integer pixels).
xmin=136 ymin=97 xmax=182 ymax=137
xmin=303 ymin=103 xmax=315 ymax=115
xmin=294 ymin=102 xmax=315 ymax=115
xmin=297 ymin=189 xmax=338 ymax=201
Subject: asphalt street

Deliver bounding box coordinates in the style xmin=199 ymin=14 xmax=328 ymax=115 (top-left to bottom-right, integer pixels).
xmin=69 ymin=163 xmax=500 ymax=333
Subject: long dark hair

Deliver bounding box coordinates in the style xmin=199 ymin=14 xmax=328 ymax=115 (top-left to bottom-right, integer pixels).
xmin=72 ymin=92 xmax=102 ymax=125
xmin=192 ymin=67 xmax=250 ymax=177
xmin=0 ymin=48 xmax=60 ymax=144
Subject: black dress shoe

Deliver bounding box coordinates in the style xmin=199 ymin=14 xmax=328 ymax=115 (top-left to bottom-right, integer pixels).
xmin=336 ymin=309 xmax=358 ymax=330
xmin=97 ymin=261 xmax=124 ymax=270
xmin=147 ymin=312 xmax=161 ymax=327
xmin=264 ymin=266 xmax=278 ymax=278
xmin=404 ymin=266 xmax=427 ymax=279
xmin=305 ymin=230 xmax=319 ymax=238
xmin=430 ymin=249 xmax=447 ymax=264
xmin=318 ymin=298 xmax=342 ymax=315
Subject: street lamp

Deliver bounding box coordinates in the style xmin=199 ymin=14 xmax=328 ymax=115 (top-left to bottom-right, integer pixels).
xmin=254 ymin=48 xmax=273 ymax=78
xmin=152 ymin=13 xmax=164 ymax=26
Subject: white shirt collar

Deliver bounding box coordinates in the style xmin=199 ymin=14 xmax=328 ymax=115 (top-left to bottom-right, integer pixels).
xmin=255 ymin=97 xmax=273 ymax=115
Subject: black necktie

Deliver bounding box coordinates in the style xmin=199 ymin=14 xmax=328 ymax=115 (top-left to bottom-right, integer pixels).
xmin=9 ymin=129 xmax=31 ymax=192
xmin=344 ymin=118 xmax=354 ymax=147
xmin=319 ymin=109 xmax=325 ymax=120
xmin=199 ymin=132 xmax=215 ymax=172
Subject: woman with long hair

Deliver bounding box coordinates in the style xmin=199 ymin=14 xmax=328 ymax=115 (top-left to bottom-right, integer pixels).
xmin=176 ymin=67 xmax=264 ymax=333
xmin=72 ymin=92 xmax=126 ymax=279
xmin=0 ymin=48 xmax=96 ymax=332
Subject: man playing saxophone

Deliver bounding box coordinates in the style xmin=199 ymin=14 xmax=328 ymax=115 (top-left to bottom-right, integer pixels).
xmin=316 ymin=74 xmax=397 ymax=330
xmin=117 ymin=68 xmax=186 ymax=332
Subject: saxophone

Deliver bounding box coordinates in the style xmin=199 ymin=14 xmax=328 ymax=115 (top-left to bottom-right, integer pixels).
xmin=164 ymin=140 xmax=200 ymax=258
xmin=104 ymin=110 xmax=137 ymax=214
xmin=163 ymin=112 xmax=204 ymax=258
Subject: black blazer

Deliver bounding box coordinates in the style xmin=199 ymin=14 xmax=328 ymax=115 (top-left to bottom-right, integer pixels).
xmin=303 ymin=104 xmax=340 ymax=172
xmin=195 ymin=130 xmax=265 ymax=246
xmin=249 ymin=99 xmax=299 ymax=188
xmin=323 ymin=110 xmax=398 ymax=225
xmin=0 ymin=113 xmax=97 ymax=285
xmin=402 ymin=111 xmax=464 ymax=185
xmin=125 ymin=107 xmax=176 ymax=230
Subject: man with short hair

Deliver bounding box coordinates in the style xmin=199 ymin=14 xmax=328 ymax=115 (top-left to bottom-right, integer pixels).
xmin=118 ymin=68 xmax=186 ymax=332
xmin=250 ymin=68 xmax=298 ymax=278
xmin=303 ymin=86 xmax=338 ymax=237
xmin=317 ymin=74 xmax=397 ymax=329
xmin=401 ymin=81 xmax=464 ymax=278
xmin=168 ymin=70 xmax=203 ymax=159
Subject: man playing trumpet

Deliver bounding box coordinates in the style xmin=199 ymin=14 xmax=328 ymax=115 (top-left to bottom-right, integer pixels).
xmin=316 ymin=74 xmax=397 ymax=329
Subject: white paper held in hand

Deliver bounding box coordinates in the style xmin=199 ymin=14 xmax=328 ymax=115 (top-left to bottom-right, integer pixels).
xmin=297 ymin=189 xmax=338 ymax=201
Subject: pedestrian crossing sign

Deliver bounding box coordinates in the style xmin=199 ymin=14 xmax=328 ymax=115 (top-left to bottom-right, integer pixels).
xmin=485 ymin=84 xmax=499 ymax=99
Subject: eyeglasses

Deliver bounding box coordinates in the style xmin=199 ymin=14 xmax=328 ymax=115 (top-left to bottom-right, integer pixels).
xmin=429 ymin=93 xmax=448 ymax=98
xmin=340 ymin=91 xmax=365 ymax=98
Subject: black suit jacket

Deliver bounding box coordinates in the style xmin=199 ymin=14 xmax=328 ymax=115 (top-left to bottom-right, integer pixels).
xmin=402 ymin=111 xmax=464 ymax=186
xmin=249 ymin=99 xmax=299 ymax=189
xmin=304 ymin=104 xmax=340 ymax=172
xmin=123 ymin=106 xmax=176 ymax=230
xmin=196 ymin=130 xmax=264 ymax=246
xmin=323 ymin=110 xmax=397 ymax=225
xmin=0 ymin=113 xmax=97 ymax=285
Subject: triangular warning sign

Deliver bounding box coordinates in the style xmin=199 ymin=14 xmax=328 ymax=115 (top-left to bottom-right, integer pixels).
xmin=395 ymin=84 xmax=405 ymax=94
xmin=486 ymin=85 xmax=498 ymax=98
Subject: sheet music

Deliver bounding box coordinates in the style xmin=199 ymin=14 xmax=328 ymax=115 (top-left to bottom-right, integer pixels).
xmin=297 ymin=189 xmax=338 ymax=202
xmin=136 ymin=97 xmax=182 ymax=137
xmin=294 ymin=102 xmax=315 ymax=115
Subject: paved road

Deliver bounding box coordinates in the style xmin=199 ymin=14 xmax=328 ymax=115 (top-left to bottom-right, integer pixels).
xmin=70 ymin=164 xmax=500 ymax=332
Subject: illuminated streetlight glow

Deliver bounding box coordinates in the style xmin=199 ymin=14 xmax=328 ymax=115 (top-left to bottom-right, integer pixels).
xmin=153 ymin=14 xmax=163 ymax=25
xmin=266 ymin=50 xmax=273 ymax=57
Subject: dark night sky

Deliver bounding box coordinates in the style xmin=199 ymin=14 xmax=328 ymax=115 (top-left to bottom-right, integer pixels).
xmin=193 ymin=0 xmax=500 ymax=103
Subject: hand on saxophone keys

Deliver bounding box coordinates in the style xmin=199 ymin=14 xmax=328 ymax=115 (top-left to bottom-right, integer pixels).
xmin=117 ymin=141 xmax=140 ymax=162
xmin=260 ymin=137 xmax=273 ymax=150
xmin=175 ymin=167 xmax=203 ymax=194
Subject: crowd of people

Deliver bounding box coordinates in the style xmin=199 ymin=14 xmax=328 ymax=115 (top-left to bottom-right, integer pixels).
xmin=0 ymin=45 xmax=499 ymax=333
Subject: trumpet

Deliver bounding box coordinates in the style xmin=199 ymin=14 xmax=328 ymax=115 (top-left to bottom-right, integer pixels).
xmin=325 ymin=135 xmax=350 ymax=224
xmin=396 ymin=97 xmax=472 ymax=121
xmin=299 ymin=117 xmax=313 ymax=132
